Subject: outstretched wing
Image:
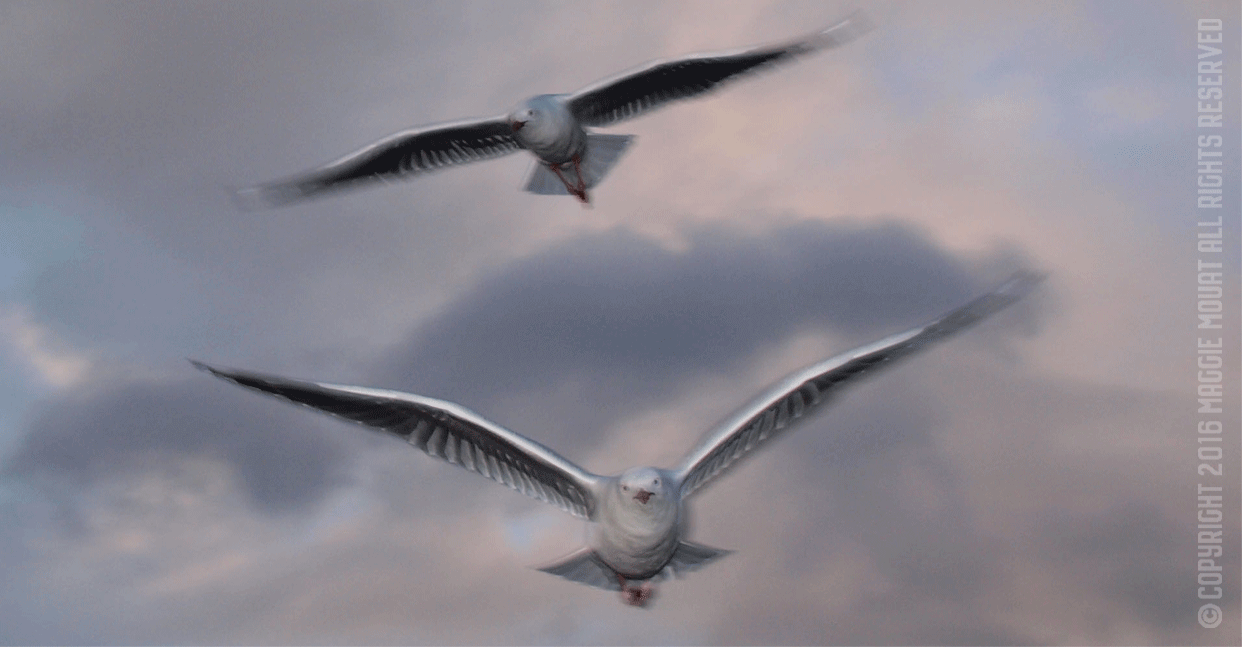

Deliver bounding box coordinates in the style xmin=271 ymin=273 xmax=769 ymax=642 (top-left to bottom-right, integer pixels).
xmin=566 ymin=12 xmax=872 ymax=127
xmin=192 ymin=362 xmax=600 ymax=519
xmin=234 ymin=116 xmax=521 ymax=209
xmin=674 ymin=272 xmax=1042 ymax=498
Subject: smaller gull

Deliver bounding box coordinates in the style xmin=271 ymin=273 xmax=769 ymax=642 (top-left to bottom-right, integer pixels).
xmin=234 ymin=12 xmax=872 ymax=208
xmin=192 ymin=272 xmax=1040 ymax=606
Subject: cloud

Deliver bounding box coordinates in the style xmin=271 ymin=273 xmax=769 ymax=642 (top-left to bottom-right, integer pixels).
xmin=374 ymin=218 xmax=1035 ymax=458
xmin=0 ymin=305 xmax=91 ymax=388
xmin=1083 ymin=82 xmax=1169 ymax=129
xmin=6 ymin=367 xmax=354 ymax=517
xmin=0 ymin=0 xmax=1237 ymax=644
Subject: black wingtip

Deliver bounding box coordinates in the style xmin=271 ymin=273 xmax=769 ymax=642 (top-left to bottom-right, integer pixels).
xmin=188 ymin=359 xmax=231 ymax=380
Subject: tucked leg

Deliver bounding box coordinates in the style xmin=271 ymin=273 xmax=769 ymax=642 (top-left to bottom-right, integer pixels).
xmin=570 ymin=155 xmax=589 ymax=204
xmin=548 ymin=160 xmax=590 ymax=204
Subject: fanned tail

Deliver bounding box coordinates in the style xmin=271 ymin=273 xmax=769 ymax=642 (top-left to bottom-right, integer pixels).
xmin=537 ymin=547 xmax=622 ymax=591
xmin=522 ymin=133 xmax=635 ymax=195
xmin=536 ymin=540 xmax=731 ymax=591
xmin=665 ymin=540 xmax=732 ymax=577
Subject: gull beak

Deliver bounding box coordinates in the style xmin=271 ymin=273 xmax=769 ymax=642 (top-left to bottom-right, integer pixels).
xmin=633 ymin=489 xmax=653 ymax=504
xmin=510 ymin=119 xmax=526 ymax=132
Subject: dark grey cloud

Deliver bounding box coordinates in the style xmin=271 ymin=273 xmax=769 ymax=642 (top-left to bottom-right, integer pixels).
xmin=6 ymin=370 xmax=353 ymax=517
xmin=376 ymin=218 xmax=1035 ymax=459
xmin=9 ymin=216 xmax=1027 ymax=516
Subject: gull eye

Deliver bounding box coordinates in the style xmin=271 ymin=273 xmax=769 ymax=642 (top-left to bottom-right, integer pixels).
xmin=622 ymin=485 xmax=628 ymax=491
xmin=654 ymin=479 xmax=660 ymax=485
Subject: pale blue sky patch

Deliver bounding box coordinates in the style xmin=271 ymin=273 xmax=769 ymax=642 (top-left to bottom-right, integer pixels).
xmin=0 ymin=198 xmax=85 ymax=298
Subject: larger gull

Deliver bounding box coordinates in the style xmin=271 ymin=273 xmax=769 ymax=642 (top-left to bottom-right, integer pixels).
xmin=191 ymin=272 xmax=1040 ymax=606
xmin=235 ymin=12 xmax=872 ymax=208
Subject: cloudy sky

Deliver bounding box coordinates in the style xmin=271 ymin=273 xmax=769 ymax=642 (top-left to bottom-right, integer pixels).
xmin=1 ymin=1 xmax=1239 ymax=644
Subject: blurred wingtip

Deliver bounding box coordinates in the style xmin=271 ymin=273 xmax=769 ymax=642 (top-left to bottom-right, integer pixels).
xmin=229 ymin=183 xmax=285 ymax=212
xmin=228 ymin=185 xmax=261 ymax=212
xmin=998 ymin=270 xmax=1048 ymax=298
xmin=819 ymin=9 xmax=876 ymax=46
xmin=188 ymin=358 xmax=219 ymax=375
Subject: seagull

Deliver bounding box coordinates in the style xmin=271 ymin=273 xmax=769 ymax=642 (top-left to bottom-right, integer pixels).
xmin=191 ymin=272 xmax=1040 ymax=606
xmin=234 ymin=12 xmax=872 ymax=208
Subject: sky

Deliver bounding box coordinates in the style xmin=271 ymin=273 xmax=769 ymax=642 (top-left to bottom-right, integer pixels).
xmin=0 ymin=0 xmax=1239 ymax=644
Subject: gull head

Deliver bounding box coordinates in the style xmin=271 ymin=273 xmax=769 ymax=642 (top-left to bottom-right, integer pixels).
xmin=507 ymin=95 xmax=568 ymax=148
xmin=508 ymin=108 xmax=531 ymax=132
xmin=618 ymin=467 xmax=669 ymax=506
xmin=507 ymin=97 xmax=549 ymax=133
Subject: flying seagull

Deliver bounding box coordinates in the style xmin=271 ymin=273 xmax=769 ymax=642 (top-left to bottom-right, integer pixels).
xmin=234 ymin=12 xmax=872 ymax=208
xmin=191 ymin=272 xmax=1039 ymax=606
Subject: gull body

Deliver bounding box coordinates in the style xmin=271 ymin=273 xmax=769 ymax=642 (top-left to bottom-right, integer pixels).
xmin=508 ymin=94 xmax=586 ymax=166
xmin=192 ymin=273 xmax=1040 ymax=606
xmin=592 ymin=468 xmax=680 ymax=574
xmin=235 ymin=13 xmax=872 ymax=207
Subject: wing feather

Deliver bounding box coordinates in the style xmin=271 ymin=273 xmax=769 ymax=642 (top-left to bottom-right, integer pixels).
xmin=567 ymin=12 xmax=872 ymax=127
xmin=674 ymin=272 xmax=1042 ymax=497
xmin=234 ymin=116 xmax=522 ymax=209
xmin=191 ymin=362 xmax=600 ymax=519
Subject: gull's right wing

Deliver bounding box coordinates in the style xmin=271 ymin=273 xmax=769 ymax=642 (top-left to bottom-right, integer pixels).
xmin=673 ymin=272 xmax=1043 ymax=498
xmin=233 ymin=116 xmax=521 ymax=209
xmin=192 ymin=362 xmax=601 ymax=519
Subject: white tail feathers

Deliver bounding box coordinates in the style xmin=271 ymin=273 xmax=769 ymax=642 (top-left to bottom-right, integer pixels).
xmin=537 ymin=540 xmax=731 ymax=591
xmin=523 ymin=133 xmax=635 ymax=195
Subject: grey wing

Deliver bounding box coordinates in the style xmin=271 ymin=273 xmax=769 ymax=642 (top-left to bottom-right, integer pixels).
xmin=191 ymin=361 xmax=600 ymax=519
xmin=234 ymin=116 xmax=521 ymax=209
xmin=674 ymin=272 xmax=1043 ymax=498
xmin=566 ymin=12 xmax=872 ymax=127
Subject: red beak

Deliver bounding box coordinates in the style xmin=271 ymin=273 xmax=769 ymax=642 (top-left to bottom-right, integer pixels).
xmin=634 ymin=489 xmax=653 ymax=504
xmin=510 ymin=120 xmax=526 ymax=132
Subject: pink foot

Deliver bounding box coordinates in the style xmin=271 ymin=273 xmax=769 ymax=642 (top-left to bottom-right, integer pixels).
xmin=616 ymin=574 xmax=655 ymax=607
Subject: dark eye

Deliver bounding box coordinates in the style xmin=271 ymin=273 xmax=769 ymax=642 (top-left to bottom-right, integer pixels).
xmin=622 ymin=485 xmax=628 ymax=491
xmin=654 ymin=479 xmax=660 ymax=485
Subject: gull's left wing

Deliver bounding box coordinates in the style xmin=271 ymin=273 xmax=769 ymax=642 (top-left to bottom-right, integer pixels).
xmin=566 ymin=11 xmax=872 ymax=127
xmin=191 ymin=362 xmax=601 ymax=519
xmin=673 ymin=272 xmax=1042 ymax=498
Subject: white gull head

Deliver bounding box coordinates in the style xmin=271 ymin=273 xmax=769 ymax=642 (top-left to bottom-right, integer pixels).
xmin=506 ymin=94 xmax=581 ymax=163
xmin=617 ymin=466 xmax=670 ymax=508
